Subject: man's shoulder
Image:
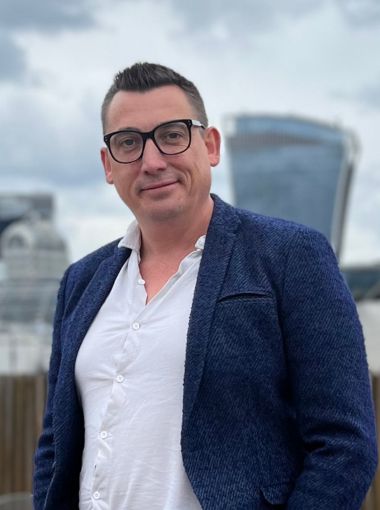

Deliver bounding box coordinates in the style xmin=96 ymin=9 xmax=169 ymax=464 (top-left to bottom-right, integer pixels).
xmin=64 ymin=238 xmax=126 ymax=287
xmin=73 ymin=238 xmax=122 ymax=268
xmin=236 ymin=205 xmax=308 ymax=233
xmin=213 ymin=195 xmax=328 ymax=248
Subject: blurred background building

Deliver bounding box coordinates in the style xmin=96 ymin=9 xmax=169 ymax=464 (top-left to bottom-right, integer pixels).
xmin=224 ymin=114 xmax=357 ymax=259
xmin=0 ymin=193 xmax=69 ymax=375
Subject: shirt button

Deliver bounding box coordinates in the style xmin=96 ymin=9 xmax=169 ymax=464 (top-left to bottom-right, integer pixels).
xmin=100 ymin=430 xmax=108 ymax=439
xmin=93 ymin=491 xmax=100 ymax=500
xmin=132 ymin=322 xmax=140 ymax=330
xmin=116 ymin=374 xmax=124 ymax=383
xmin=138 ymin=278 xmax=145 ymax=285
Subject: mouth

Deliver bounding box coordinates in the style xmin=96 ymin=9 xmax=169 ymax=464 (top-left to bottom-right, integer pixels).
xmin=141 ymin=180 xmax=178 ymax=192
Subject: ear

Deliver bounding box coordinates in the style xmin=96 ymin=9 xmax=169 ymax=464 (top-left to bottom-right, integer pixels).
xmin=204 ymin=127 xmax=221 ymax=167
xmin=100 ymin=147 xmax=114 ymax=184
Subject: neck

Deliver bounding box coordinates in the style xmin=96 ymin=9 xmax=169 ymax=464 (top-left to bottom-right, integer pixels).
xmin=138 ymin=197 xmax=214 ymax=260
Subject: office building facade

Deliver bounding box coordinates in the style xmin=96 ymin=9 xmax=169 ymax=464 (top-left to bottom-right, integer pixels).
xmin=225 ymin=114 xmax=358 ymax=259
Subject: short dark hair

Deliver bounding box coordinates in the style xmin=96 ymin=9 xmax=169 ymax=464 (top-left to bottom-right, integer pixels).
xmin=101 ymin=62 xmax=208 ymax=132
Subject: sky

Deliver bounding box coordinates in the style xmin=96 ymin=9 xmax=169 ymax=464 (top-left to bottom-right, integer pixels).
xmin=0 ymin=0 xmax=379 ymax=264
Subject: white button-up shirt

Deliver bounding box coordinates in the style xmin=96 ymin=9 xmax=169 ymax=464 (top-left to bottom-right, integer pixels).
xmin=75 ymin=221 xmax=203 ymax=510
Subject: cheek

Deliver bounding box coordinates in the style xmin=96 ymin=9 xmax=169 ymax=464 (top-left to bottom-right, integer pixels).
xmin=113 ymin=167 xmax=137 ymax=188
xmin=111 ymin=176 xmax=135 ymax=203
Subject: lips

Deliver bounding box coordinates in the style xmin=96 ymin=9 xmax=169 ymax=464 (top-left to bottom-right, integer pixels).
xmin=141 ymin=180 xmax=178 ymax=191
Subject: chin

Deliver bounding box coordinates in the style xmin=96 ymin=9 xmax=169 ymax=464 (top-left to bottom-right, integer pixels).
xmin=145 ymin=202 xmax=186 ymax=222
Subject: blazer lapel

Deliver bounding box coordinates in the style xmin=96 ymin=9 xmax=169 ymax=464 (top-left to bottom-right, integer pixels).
xmin=55 ymin=246 xmax=131 ymax=445
xmin=182 ymin=196 xmax=241 ymax=432
xmin=64 ymin=246 xmax=130 ymax=360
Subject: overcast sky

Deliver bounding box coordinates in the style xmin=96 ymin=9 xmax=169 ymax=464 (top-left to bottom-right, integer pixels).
xmin=0 ymin=0 xmax=379 ymax=263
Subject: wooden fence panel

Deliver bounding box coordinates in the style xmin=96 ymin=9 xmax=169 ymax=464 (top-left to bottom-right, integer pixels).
xmin=0 ymin=374 xmax=46 ymax=495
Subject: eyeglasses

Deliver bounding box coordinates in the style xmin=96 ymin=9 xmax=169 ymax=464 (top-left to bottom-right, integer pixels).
xmin=103 ymin=119 xmax=205 ymax=164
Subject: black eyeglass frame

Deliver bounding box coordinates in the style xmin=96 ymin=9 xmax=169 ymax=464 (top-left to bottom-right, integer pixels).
xmin=103 ymin=118 xmax=205 ymax=164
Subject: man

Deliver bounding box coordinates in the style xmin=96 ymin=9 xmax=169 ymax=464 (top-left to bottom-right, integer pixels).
xmin=34 ymin=62 xmax=377 ymax=510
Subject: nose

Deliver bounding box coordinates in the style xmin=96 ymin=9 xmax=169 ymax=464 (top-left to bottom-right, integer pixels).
xmin=140 ymin=139 xmax=168 ymax=174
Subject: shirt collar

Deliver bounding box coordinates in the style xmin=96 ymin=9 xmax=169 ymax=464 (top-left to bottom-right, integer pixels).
xmin=118 ymin=220 xmax=206 ymax=254
xmin=118 ymin=220 xmax=141 ymax=252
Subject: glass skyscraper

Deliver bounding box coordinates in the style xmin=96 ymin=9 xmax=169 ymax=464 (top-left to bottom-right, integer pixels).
xmin=225 ymin=115 xmax=358 ymax=259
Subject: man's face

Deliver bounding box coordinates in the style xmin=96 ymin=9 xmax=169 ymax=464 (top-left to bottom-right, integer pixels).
xmin=100 ymin=85 xmax=220 ymax=226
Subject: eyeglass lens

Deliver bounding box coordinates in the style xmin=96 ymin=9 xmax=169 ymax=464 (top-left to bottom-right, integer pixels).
xmin=109 ymin=121 xmax=191 ymax=163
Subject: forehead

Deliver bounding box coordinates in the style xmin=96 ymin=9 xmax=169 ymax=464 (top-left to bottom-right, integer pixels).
xmin=105 ymin=85 xmax=195 ymax=132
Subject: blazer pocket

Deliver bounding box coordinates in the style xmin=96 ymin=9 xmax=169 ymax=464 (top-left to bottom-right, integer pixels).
xmin=218 ymin=289 xmax=272 ymax=303
xmin=260 ymin=481 xmax=294 ymax=506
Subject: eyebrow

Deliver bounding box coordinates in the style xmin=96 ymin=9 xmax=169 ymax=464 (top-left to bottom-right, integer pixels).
xmin=111 ymin=119 xmax=186 ymax=133
xmin=113 ymin=126 xmax=141 ymax=132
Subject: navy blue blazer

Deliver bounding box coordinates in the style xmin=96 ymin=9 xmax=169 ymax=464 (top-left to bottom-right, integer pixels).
xmin=34 ymin=195 xmax=377 ymax=509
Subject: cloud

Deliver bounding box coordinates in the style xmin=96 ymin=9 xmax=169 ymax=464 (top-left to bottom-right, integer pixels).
xmin=356 ymin=80 xmax=380 ymax=109
xmin=331 ymin=77 xmax=380 ymax=110
xmin=166 ymin=0 xmax=380 ymax=46
xmin=0 ymin=0 xmax=96 ymax=31
xmin=0 ymin=0 xmax=98 ymax=83
xmin=0 ymin=89 xmax=104 ymax=188
xmin=0 ymin=31 xmax=27 ymax=81
xmin=335 ymin=0 xmax=380 ymax=28
xmin=167 ymin=0 xmax=323 ymax=38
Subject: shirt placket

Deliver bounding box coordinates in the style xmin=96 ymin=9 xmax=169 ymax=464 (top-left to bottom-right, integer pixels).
xmin=88 ymin=235 xmax=205 ymax=509
xmin=90 ymin=250 xmax=147 ymax=508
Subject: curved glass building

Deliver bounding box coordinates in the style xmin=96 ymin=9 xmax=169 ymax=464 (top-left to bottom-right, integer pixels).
xmin=225 ymin=114 xmax=358 ymax=260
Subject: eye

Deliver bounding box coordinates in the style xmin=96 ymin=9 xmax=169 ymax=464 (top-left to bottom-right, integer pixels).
xmin=157 ymin=124 xmax=188 ymax=145
xmin=112 ymin=132 xmax=141 ymax=151
xmin=167 ymin=131 xmax=183 ymax=141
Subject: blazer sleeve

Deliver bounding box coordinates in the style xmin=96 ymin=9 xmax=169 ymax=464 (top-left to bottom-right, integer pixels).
xmin=33 ymin=268 xmax=70 ymax=510
xmin=281 ymin=228 xmax=377 ymax=509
